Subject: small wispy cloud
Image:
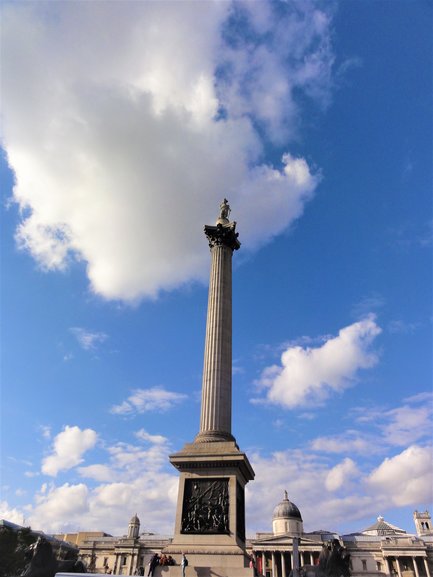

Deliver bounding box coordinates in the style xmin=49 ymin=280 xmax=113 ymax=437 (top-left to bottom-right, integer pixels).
xmin=351 ymin=294 xmax=385 ymax=319
xmin=110 ymin=387 xmax=187 ymax=416
xmin=381 ymin=403 xmax=433 ymax=447
xmin=387 ymin=220 xmax=433 ymax=251
xmin=387 ymin=320 xmax=420 ymax=334
xmin=311 ymin=393 xmax=433 ymax=456
xmin=310 ymin=430 xmax=380 ymax=456
xmin=70 ymin=327 xmax=108 ymax=351
xmin=39 ymin=425 xmax=52 ymax=440
xmin=135 ymin=429 xmax=169 ymax=445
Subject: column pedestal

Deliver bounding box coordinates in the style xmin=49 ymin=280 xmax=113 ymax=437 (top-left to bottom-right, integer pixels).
xmin=164 ymin=439 xmax=254 ymax=575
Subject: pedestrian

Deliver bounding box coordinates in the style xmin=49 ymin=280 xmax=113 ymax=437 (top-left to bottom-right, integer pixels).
xmin=181 ymin=553 xmax=188 ymax=577
xmin=148 ymin=553 xmax=159 ymax=577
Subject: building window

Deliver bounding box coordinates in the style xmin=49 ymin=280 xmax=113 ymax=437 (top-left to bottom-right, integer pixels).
xmin=377 ymin=562 xmax=382 ymax=571
xmin=362 ymin=560 xmax=367 ymax=571
xmin=122 ymin=556 xmax=127 ymax=566
xmin=104 ymin=558 xmax=109 ymax=567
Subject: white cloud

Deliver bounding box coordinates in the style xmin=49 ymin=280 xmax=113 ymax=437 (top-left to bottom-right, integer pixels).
xmin=246 ymin=449 xmax=379 ymax=533
xmin=350 ymin=393 xmax=433 ymax=448
xmin=78 ymin=464 xmax=113 ymax=483
xmin=39 ymin=425 xmax=51 ymax=439
xmin=367 ymin=445 xmax=433 ymax=507
xmin=351 ymin=294 xmax=385 ymax=318
xmin=31 ymin=483 xmax=90 ymax=532
xmin=135 ymin=429 xmax=169 ymax=445
xmin=309 ymin=394 xmax=433 ymax=460
xmin=27 ymin=437 xmax=179 ymax=534
xmin=42 ymin=426 xmax=98 ymax=477
xmin=255 ymin=315 xmax=381 ymax=408
xmin=0 ymin=501 xmax=25 ymax=525
xmin=381 ymin=404 xmax=433 ymax=446
xmin=107 ymin=441 xmax=171 ymax=477
xmin=9 ymin=425 xmax=433 ymax=535
xmin=110 ymin=387 xmax=187 ymax=415
xmin=2 ymin=1 xmax=333 ymax=302
xmin=70 ymin=327 xmax=108 ymax=350
xmin=310 ymin=431 xmax=378 ymax=456
xmin=325 ymin=458 xmax=359 ymax=491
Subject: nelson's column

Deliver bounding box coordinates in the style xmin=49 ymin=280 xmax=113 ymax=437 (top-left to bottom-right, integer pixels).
xmin=164 ymin=200 xmax=255 ymax=576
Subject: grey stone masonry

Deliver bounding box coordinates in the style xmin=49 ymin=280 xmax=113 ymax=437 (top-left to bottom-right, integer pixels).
xmin=195 ymin=219 xmax=240 ymax=443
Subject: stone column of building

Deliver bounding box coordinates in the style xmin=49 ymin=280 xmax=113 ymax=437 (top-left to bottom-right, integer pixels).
xmin=195 ymin=203 xmax=240 ymax=443
xmin=272 ymin=552 xmax=277 ymax=577
xmin=412 ymin=557 xmax=420 ymax=577
xmin=423 ymin=558 xmax=431 ymax=577
xmin=386 ymin=558 xmax=393 ymax=575
xmin=281 ymin=552 xmax=287 ymax=577
xmin=396 ymin=558 xmax=403 ymax=577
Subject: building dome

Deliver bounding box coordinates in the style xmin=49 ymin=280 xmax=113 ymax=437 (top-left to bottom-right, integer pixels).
xmin=272 ymin=491 xmax=303 ymax=536
xmin=130 ymin=514 xmax=140 ymax=525
xmin=273 ymin=491 xmax=302 ymax=521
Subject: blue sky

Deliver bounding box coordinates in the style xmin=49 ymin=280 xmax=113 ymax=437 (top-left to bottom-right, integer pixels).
xmin=1 ymin=0 xmax=432 ymax=538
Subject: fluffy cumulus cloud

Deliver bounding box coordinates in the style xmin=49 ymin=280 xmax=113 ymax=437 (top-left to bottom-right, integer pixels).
xmin=1 ymin=1 xmax=333 ymax=301
xmin=110 ymin=387 xmax=187 ymax=415
xmin=24 ymin=428 xmax=178 ymax=534
xmin=325 ymin=458 xmax=359 ymax=492
xmin=246 ymin=450 xmax=378 ymax=533
xmin=32 ymin=483 xmax=90 ymax=528
xmin=42 ymin=426 xmax=98 ymax=476
xmin=0 ymin=501 xmax=24 ymax=525
xmin=256 ymin=316 xmax=382 ymax=408
xmin=367 ymin=445 xmax=433 ymax=506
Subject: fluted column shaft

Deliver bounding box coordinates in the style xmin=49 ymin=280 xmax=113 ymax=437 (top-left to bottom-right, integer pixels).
xmin=199 ymin=243 xmax=233 ymax=437
xmin=195 ymin=219 xmax=240 ymax=443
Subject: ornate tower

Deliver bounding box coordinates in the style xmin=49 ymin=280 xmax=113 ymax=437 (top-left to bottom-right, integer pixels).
xmin=414 ymin=510 xmax=433 ymax=536
xmin=165 ymin=200 xmax=255 ymax=576
xmin=127 ymin=513 xmax=140 ymax=539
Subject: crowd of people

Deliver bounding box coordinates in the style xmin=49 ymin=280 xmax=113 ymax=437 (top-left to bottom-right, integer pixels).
xmin=146 ymin=553 xmax=177 ymax=576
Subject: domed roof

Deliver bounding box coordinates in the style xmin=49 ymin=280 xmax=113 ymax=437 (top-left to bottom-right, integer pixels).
xmin=129 ymin=513 xmax=140 ymax=525
xmin=273 ymin=491 xmax=302 ymax=521
xmin=362 ymin=516 xmax=406 ymax=536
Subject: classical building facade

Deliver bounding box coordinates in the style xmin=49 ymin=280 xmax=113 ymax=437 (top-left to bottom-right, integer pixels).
xmin=51 ymin=502 xmax=433 ymax=577
xmin=248 ymin=496 xmax=433 ymax=577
